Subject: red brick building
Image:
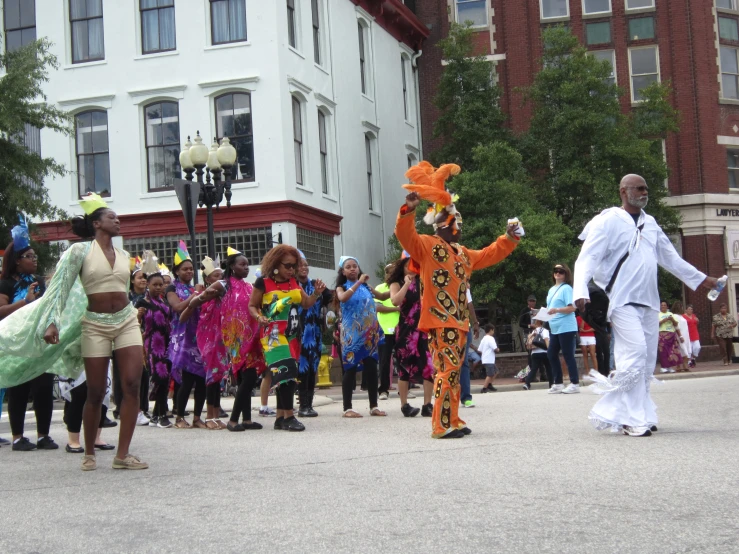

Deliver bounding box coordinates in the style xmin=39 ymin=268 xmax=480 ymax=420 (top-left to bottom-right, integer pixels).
xmin=408 ymin=0 xmax=739 ymax=345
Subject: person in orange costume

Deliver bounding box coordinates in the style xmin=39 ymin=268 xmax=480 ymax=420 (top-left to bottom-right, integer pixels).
xmin=395 ymin=161 xmax=522 ymax=438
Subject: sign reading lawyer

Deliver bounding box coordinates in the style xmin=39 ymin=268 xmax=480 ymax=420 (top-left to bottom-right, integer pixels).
xmin=716 ymin=209 xmax=739 ymax=217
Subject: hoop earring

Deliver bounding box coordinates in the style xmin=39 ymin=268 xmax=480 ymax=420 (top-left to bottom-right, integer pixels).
xmin=273 ymin=268 xmax=279 ymax=275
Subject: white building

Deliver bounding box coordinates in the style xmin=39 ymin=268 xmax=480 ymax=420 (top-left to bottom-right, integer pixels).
xmin=2 ymin=0 xmax=428 ymax=283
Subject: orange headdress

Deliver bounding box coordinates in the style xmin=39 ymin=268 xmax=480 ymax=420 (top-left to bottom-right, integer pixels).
xmin=402 ymin=161 xmax=462 ymax=231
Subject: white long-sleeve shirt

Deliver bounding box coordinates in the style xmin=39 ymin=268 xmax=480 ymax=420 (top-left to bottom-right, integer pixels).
xmin=573 ymin=207 xmax=706 ymax=316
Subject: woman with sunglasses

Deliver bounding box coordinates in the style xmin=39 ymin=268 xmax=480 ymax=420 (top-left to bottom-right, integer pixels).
xmin=546 ymin=264 xmax=580 ymax=394
xmin=249 ymin=245 xmax=326 ymax=431
xmin=0 ymin=221 xmax=55 ymax=451
xmin=183 ymin=249 xmax=266 ymax=431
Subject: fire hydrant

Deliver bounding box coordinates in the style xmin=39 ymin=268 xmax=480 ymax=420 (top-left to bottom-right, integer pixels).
xmin=316 ymin=354 xmax=333 ymax=388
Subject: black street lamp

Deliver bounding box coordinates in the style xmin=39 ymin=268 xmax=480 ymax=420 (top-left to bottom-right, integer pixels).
xmin=178 ymin=131 xmax=237 ymax=259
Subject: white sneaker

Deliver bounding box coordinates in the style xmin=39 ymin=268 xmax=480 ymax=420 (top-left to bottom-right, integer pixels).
xmin=562 ymin=383 xmax=580 ymax=394
xmin=136 ymin=412 xmax=150 ymax=426
xmin=659 ymin=368 xmax=670 ymax=373
xmin=379 ymin=392 xmax=388 ymax=401
xmin=548 ymin=384 xmax=564 ymax=394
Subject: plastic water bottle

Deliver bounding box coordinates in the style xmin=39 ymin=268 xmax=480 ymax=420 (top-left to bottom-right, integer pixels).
xmin=707 ymin=275 xmax=728 ymax=301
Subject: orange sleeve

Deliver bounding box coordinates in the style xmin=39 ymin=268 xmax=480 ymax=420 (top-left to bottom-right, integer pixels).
xmin=395 ymin=205 xmax=430 ymax=263
xmin=464 ymin=234 xmax=519 ymax=271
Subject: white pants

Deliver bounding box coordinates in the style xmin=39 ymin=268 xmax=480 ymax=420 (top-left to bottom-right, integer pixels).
xmin=690 ymin=340 xmax=701 ymax=359
xmin=589 ymin=305 xmax=658 ymax=432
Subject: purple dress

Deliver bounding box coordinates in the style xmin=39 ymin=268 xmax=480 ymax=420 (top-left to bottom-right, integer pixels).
xmin=142 ymin=294 xmax=173 ymax=384
xmin=167 ymin=281 xmax=205 ymax=383
xmin=394 ymin=277 xmax=434 ymax=381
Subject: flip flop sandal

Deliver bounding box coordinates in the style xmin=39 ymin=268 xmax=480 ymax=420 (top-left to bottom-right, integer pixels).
xmin=192 ymin=419 xmax=208 ymax=429
xmin=370 ymin=408 xmax=387 ymax=417
xmin=205 ymin=419 xmax=220 ymax=430
xmin=343 ymin=409 xmax=363 ymax=418
xmin=215 ymin=419 xmax=227 ymax=430
xmin=174 ymin=418 xmax=191 ymax=429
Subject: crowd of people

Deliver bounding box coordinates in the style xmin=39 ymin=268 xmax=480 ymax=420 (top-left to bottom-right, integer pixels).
xmin=0 ymin=163 xmax=729 ymax=470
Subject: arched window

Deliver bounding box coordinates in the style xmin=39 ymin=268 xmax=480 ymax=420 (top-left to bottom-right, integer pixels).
xmin=215 ymin=92 xmax=255 ymax=181
xmin=75 ymin=110 xmax=110 ymax=197
xmin=144 ymin=101 xmax=181 ymax=190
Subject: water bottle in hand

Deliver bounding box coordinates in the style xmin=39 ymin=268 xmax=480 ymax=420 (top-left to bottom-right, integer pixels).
xmin=707 ymin=275 xmax=728 ymax=301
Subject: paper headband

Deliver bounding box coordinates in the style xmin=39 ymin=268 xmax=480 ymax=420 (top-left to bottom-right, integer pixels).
xmin=202 ymin=255 xmax=222 ymax=277
xmin=79 ymin=192 xmax=108 ymax=215
xmin=174 ymin=240 xmax=191 ymax=267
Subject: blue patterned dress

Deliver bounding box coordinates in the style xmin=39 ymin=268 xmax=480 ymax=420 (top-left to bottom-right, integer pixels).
xmin=167 ymin=280 xmax=205 ymax=383
xmin=339 ymin=280 xmax=380 ymax=371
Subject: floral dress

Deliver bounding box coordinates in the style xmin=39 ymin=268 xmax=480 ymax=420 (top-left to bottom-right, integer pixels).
xmin=167 ymin=280 xmax=205 ymax=383
xmin=142 ymin=294 xmax=173 ymax=385
xmin=339 ymin=280 xmax=380 ymax=371
xmin=197 ymin=277 xmax=265 ymax=387
xmin=394 ymin=277 xmax=434 ymax=381
xmin=712 ymin=313 xmax=737 ymax=339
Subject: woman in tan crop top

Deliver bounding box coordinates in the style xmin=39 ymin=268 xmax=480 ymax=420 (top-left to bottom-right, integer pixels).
xmin=43 ymin=196 xmax=148 ymax=471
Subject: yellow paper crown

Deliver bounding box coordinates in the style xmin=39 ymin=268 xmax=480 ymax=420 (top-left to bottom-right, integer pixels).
xmin=227 ymin=246 xmax=241 ymax=257
xmin=158 ymin=263 xmax=170 ymax=276
xmin=201 ymin=256 xmax=221 ymax=277
xmin=130 ymin=256 xmax=142 ymax=273
xmin=79 ymin=192 xmax=109 ymax=215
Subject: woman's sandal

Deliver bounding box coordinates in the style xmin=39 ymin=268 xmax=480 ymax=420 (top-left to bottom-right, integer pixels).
xmin=215 ymin=419 xmax=228 ymax=430
xmin=174 ymin=418 xmax=191 ymax=429
xmin=343 ymin=409 xmax=363 ymax=418
xmin=205 ymin=419 xmax=220 ymax=430
xmin=192 ymin=419 xmax=208 ymax=429
xmin=370 ymin=408 xmax=387 ymax=417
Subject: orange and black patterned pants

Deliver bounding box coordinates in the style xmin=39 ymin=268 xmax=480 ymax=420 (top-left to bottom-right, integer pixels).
xmin=428 ymin=327 xmax=468 ymax=438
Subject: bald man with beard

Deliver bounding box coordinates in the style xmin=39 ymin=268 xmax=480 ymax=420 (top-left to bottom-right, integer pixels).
xmin=573 ymin=174 xmax=720 ymax=437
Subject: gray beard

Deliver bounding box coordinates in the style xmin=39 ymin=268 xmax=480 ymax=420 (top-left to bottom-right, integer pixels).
xmin=628 ymin=195 xmax=648 ymax=210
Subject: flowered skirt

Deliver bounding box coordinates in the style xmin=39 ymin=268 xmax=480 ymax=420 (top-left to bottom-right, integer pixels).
xmin=658 ymin=331 xmax=682 ymax=368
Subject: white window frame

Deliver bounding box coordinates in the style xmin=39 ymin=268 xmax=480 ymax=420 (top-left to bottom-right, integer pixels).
xmin=728 ymin=148 xmax=739 ymax=189
xmin=287 ymin=0 xmax=299 ymax=51
xmin=401 ymin=54 xmax=410 ymax=122
xmin=317 ymin=108 xmax=329 ymax=194
xmin=357 ymin=16 xmax=374 ymax=99
xmin=590 ymin=49 xmax=617 ymax=86
xmin=628 ymin=46 xmax=660 ymax=103
xmin=315 ymin=97 xmax=337 ymax=199
xmin=454 ymin=0 xmax=489 ymax=28
xmin=311 ymin=0 xmax=322 ymax=65
xmin=364 ymin=132 xmax=380 ymax=213
xmin=292 ymin=95 xmax=305 ymax=187
xmin=540 ymin=0 xmax=570 ymax=20
xmin=625 ymin=0 xmax=655 ymax=10
xmin=582 ymin=0 xmax=611 ymax=16
xmin=720 ymin=46 xmax=739 ymax=100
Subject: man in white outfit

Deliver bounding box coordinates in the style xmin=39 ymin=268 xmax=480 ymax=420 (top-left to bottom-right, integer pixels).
xmin=573 ymin=175 xmax=718 ymax=437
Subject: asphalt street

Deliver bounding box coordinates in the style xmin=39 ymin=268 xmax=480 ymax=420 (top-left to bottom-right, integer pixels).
xmin=1 ymin=375 xmax=738 ymax=553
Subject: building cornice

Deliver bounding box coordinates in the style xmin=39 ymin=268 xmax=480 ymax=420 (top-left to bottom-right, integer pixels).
xmin=349 ymin=0 xmax=429 ymax=51
xmin=34 ymin=200 xmax=343 ymax=243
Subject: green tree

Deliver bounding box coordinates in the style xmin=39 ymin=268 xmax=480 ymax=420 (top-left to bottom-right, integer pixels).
xmin=0 ymin=38 xmax=71 ymax=250
xmin=452 ymin=142 xmax=577 ymax=319
xmin=521 ymin=27 xmax=681 ymax=235
xmin=430 ymin=23 xmax=508 ymax=170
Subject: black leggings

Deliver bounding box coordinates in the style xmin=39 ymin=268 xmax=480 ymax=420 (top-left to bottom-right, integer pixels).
xmin=378 ymin=335 xmax=395 ymax=394
xmin=275 ymin=380 xmax=296 ymax=411
xmin=206 ymin=382 xmax=221 ymax=409
xmin=525 ymin=352 xmax=552 ymax=387
xmin=63 ymin=382 xmax=108 ymax=433
xmin=297 ymin=364 xmax=316 ymax=393
xmin=231 ymin=368 xmax=258 ymax=423
xmin=343 ymin=357 xmax=378 ymax=412
xmin=153 ymin=380 xmax=169 ymax=418
xmin=176 ymin=371 xmax=206 ymax=418
xmin=7 ymin=373 xmax=54 ymax=437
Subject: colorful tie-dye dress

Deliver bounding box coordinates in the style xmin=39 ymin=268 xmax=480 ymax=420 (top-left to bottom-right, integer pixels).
xmin=339 ymin=280 xmax=380 ymax=371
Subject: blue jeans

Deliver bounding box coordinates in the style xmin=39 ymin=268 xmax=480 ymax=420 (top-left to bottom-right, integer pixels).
xmin=459 ymin=329 xmax=473 ymax=402
xmin=547 ymin=331 xmax=579 ymax=385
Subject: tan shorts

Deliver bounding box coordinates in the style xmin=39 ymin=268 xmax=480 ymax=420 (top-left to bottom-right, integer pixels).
xmin=81 ymin=308 xmax=142 ymax=358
